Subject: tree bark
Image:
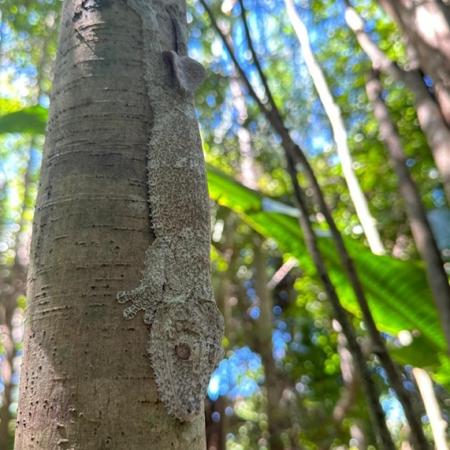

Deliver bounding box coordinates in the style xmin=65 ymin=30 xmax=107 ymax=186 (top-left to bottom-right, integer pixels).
xmin=14 ymin=0 xmax=209 ymax=448
xmin=344 ymin=0 xmax=450 ymax=203
xmin=366 ymin=70 xmax=450 ymax=352
xmin=284 ymin=0 xmax=385 ymax=255
xmin=332 ymin=322 xmax=359 ymax=425
xmin=206 ymin=214 xmax=237 ymax=450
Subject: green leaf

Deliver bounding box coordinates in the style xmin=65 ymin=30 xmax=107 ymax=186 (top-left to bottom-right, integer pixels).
xmin=0 ymin=105 xmax=48 ymax=135
xmin=207 ymin=164 xmax=448 ymax=371
xmin=0 ymin=98 xmax=24 ymax=114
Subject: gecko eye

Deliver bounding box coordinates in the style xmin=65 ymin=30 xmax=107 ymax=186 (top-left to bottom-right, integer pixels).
xmin=175 ymin=343 xmax=191 ymax=360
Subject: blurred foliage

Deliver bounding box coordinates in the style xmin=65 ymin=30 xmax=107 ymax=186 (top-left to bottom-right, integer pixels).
xmin=1 ymin=0 xmax=449 ymax=448
xmin=0 ymin=105 xmax=47 ymax=134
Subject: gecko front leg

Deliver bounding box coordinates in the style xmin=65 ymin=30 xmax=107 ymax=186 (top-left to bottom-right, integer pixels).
xmin=117 ymin=237 xmax=173 ymax=325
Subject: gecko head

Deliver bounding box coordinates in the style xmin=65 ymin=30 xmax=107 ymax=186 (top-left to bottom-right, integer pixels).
xmin=149 ymin=300 xmax=224 ymax=422
xmin=163 ymin=50 xmax=206 ymax=94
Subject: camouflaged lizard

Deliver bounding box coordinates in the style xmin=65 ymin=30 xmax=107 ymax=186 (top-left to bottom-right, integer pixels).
xmin=117 ymin=0 xmax=224 ymax=422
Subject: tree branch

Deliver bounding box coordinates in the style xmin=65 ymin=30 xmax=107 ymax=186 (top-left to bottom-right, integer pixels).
xmin=200 ymin=0 xmax=269 ymax=116
xmin=343 ymin=0 xmax=404 ymax=78
xmin=237 ymin=0 xmax=280 ymax=118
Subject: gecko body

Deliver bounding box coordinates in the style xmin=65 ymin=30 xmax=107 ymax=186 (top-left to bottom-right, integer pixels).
xmin=117 ymin=0 xmax=224 ymax=422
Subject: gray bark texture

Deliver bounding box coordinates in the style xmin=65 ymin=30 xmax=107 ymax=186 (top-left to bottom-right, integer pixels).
xmin=14 ymin=0 xmax=221 ymax=448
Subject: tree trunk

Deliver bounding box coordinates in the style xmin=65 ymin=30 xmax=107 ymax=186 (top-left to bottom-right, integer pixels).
xmin=205 ymin=398 xmax=226 ymax=450
xmin=0 ymin=139 xmax=35 ymax=449
xmin=378 ymin=0 xmax=450 ymax=125
xmin=344 ymin=0 xmax=450 ymax=202
xmin=231 ymin=72 xmax=288 ymax=448
xmin=332 ymin=322 xmax=359 ymax=425
xmin=230 ymin=76 xmax=260 ymax=190
xmin=412 ymin=368 xmax=449 ymax=450
xmin=14 ymin=0 xmax=215 ymax=448
xmin=366 ymin=70 xmax=450 ymax=351
xmin=254 ymin=242 xmax=286 ymax=450
xmin=230 ymin=70 xmax=286 ymax=448
xmin=206 ymin=213 xmax=237 ymax=450
xmin=0 ymin=297 xmax=16 ymax=450
xmin=285 ymin=0 xmax=386 ymax=255
xmin=285 ymin=156 xmax=395 ymax=450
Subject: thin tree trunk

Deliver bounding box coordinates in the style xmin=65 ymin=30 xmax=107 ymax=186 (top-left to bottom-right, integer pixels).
xmin=365 ymin=70 xmax=450 ymax=353
xmin=0 ymin=299 xmax=15 ymax=450
xmin=200 ymin=3 xmax=427 ymax=447
xmin=412 ymin=368 xmax=449 ymax=450
xmin=332 ymin=322 xmax=359 ymax=424
xmin=284 ymin=0 xmax=385 ymax=255
xmin=231 ymin=73 xmax=286 ymax=449
xmin=344 ymin=0 xmax=450 ymax=202
xmin=285 ymin=155 xmax=395 ymax=450
xmin=0 ymin=139 xmax=35 ymax=449
xmin=378 ymin=0 xmax=450 ymax=125
xmin=230 ymin=76 xmax=260 ymax=190
xmin=253 ymin=242 xmax=286 ymax=450
xmin=14 ymin=0 xmax=212 ymax=448
xmin=350 ymin=422 xmax=367 ymax=450
xmin=232 ymin=73 xmax=286 ymax=448
xmin=207 ymin=214 xmax=236 ymax=450
xmin=206 ymin=398 xmax=226 ymax=450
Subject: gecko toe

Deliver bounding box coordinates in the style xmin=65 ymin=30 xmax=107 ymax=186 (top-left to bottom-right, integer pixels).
xmin=117 ymin=291 xmax=131 ymax=304
xmin=123 ymin=303 xmax=141 ymax=320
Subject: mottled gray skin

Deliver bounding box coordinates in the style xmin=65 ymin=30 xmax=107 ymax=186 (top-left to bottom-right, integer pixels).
xmin=117 ymin=0 xmax=224 ymax=422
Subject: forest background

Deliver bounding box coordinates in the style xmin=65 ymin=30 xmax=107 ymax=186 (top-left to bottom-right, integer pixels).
xmin=1 ymin=0 xmax=450 ymax=448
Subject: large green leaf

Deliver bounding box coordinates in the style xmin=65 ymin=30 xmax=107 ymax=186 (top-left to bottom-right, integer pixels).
xmin=0 ymin=105 xmax=48 ymax=135
xmin=207 ymin=165 xmax=447 ymax=371
xmin=3 ymin=102 xmax=445 ymax=370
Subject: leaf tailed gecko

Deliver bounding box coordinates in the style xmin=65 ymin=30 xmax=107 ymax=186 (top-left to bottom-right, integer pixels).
xmin=117 ymin=0 xmax=224 ymax=422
